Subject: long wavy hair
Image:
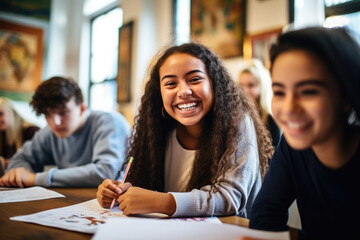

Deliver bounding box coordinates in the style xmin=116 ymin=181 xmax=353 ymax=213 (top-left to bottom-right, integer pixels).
xmin=0 ymin=97 xmax=27 ymax=153
xmin=124 ymin=43 xmax=273 ymax=192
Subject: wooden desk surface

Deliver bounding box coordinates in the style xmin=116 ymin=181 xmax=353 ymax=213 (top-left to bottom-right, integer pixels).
xmin=0 ymin=188 xmax=249 ymax=240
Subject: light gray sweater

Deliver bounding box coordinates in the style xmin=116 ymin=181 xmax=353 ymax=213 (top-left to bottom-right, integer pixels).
xmin=169 ymin=116 xmax=262 ymax=218
xmin=7 ymin=111 xmax=130 ymax=187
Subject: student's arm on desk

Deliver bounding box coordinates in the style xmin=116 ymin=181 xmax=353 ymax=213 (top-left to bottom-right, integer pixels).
xmin=0 ymin=139 xmax=44 ymax=188
xmin=1 ymin=131 xmax=54 ymax=187
xmin=97 ymin=180 xmax=177 ymax=216
xmin=0 ymin=167 xmax=35 ymax=187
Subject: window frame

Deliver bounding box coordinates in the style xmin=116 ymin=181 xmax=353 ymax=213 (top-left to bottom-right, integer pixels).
xmin=88 ymin=6 xmax=122 ymax=109
xmin=325 ymin=1 xmax=360 ymax=17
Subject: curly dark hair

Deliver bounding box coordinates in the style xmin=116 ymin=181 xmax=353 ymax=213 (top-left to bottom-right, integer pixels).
xmin=124 ymin=42 xmax=273 ymax=192
xmin=30 ymin=76 xmax=83 ymax=116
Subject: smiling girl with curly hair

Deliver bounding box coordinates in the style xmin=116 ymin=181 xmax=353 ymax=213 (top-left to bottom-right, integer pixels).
xmin=97 ymin=42 xmax=273 ymax=218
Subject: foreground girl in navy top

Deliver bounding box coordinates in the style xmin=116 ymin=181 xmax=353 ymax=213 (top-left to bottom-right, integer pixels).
xmin=250 ymin=27 xmax=360 ymax=240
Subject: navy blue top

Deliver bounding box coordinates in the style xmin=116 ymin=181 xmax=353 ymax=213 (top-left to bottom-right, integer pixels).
xmin=266 ymin=114 xmax=281 ymax=148
xmin=250 ymin=135 xmax=360 ymax=240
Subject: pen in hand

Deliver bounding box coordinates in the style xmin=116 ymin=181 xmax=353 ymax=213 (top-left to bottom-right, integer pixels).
xmin=109 ymin=157 xmax=133 ymax=211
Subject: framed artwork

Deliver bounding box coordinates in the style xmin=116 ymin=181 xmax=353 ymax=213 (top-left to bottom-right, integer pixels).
xmin=190 ymin=0 xmax=245 ymax=59
xmin=0 ymin=20 xmax=43 ymax=94
xmin=116 ymin=21 xmax=133 ymax=103
xmin=248 ymin=28 xmax=282 ymax=69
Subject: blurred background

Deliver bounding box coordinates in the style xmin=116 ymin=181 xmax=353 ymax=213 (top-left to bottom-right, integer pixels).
xmin=0 ymin=0 xmax=359 ymax=128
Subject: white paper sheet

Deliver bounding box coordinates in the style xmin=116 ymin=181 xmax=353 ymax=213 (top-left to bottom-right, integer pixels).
xmin=93 ymin=218 xmax=290 ymax=240
xmin=10 ymin=198 xmax=221 ymax=234
xmin=0 ymin=186 xmax=65 ymax=203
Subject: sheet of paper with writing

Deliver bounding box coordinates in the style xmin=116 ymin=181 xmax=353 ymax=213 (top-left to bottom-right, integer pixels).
xmin=0 ymin=186 xmax=65 ymax=203
xmin=10 ymin=198 xmax=221 ymax=234
xmin=93 ymin=218 xmax=290 ymax=240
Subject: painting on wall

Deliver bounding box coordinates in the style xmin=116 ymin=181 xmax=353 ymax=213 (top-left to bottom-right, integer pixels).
xmin=190 ymin=0 xmax=245 ymax=58
xmin=0 ymin=20 xmax=43 ymax=98
xmin=116 ymin=21 xmax=133 ymax=103
xmin=248 ymin=28 xmax=282 ymax=69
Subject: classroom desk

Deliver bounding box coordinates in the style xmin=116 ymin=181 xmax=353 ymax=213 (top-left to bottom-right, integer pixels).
xmin=0 ymin=188 xmax=249 ymax=240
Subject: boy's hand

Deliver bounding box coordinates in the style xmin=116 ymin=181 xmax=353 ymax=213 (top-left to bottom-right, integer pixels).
xmin=0 ymin=167 xmax=35 ymax=188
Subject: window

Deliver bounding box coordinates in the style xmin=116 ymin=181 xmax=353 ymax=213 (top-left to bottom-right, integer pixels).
xmin=89 ymin=7 xmax=123 ymax=111
xmin=173 ymin=0 xmax=190 ymax=45
xmin=324 ymin=0 xmax=360 ymax=44
xmin=325 ymin=0 xmax=353 ymax=7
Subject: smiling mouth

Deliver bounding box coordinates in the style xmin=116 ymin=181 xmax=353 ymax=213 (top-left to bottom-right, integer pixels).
xmin=285 ymin=121 xmax=310 ymax=131
xmin=177 ymin=102 xmax=199 ymax=111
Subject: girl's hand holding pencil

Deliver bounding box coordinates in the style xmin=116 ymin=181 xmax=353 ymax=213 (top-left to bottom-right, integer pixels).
xmin=96 ymin=157 xmax=133 ymax=209
xmin=109 ymin=157 xmax=133 ymax=210
xmin=96 ymin=156 xmax=176 ymax=216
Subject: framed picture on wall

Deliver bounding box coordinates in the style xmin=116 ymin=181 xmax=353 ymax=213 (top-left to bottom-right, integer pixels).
xmin=248 ymin=28 xmax=282 ymax=69
xmin=0 ymin=20 xmax=43 ymax=96
xmin=190 ymin=0 xmax=246 ymax=58
xmin=116 ymin=21 xmax=133 ymax=103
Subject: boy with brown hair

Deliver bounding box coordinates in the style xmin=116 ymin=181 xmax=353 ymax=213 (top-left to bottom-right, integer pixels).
xmin=0 ymin=76 xmax=130 ymax=187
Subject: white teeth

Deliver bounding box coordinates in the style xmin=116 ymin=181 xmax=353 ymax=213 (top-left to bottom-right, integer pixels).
xmin=178 ymin=102 xmax=197 ymax=110
xmin=287 ymin=122 xmax=306 ymax=129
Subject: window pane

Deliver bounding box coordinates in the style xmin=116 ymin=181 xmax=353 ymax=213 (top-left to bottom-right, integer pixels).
xmin=89 ymin=81 xmax=117 ymax=111
xmin=174 ymin=0 xmax=191 ymax=45
xmin=325 ymin=0 xmax=353 ymax=7
xmin=90 ymin=8 xmax=123 ymax=83
xmin=324 ymin=11 xmax=360 ymax=44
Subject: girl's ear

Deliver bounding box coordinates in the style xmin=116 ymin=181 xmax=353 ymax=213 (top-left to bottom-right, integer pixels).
xmin=80 ymin=103 xmax=87 ymax=114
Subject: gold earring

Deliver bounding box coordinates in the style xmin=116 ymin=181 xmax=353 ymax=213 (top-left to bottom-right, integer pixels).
xmin=162 ymin=107 xmax=168 ymax=118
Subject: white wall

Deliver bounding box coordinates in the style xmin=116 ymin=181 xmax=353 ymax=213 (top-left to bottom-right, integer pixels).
xmin=47 ymin=0 xmax=84 ymax=81
xmin=247 ymin=0 xmax=288 ymax=34
xmin=118 ymin=0 xmax=173 ymax=124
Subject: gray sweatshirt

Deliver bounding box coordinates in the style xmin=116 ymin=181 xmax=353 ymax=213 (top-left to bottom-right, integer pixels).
xmin=7 ymin=111 xmax=130 ymax=187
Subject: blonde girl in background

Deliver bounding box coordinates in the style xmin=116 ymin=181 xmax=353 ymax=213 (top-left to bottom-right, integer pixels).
xmin=238 ymin=59 xmax=281 ymax=147
xmin=0 ymin=97 xmax=39 ymax=171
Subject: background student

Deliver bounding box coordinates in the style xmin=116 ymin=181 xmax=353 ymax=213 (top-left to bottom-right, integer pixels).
xmin=0 ymin=97 xmax=39 ymax=171
xmin=0 ymin=76 xmax=130 ymax=188
xmin=249 ymin=27 xmax=360 ymax=239
xmin=238 ymin=59 xmax=281 ymax=148
xmin=97 ymin=42 xmax=274 ymax=218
